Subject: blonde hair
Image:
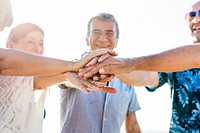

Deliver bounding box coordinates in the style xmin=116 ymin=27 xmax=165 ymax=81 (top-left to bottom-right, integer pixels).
xmin=6 ymin=23 xmax=44 ymax=48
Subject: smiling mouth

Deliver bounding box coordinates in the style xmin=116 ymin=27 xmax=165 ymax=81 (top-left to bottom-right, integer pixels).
xmin=96 ymin=45 xmax=109 ymax=48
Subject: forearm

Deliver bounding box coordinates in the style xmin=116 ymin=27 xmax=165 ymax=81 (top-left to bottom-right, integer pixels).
xmin=116 ymin=71 xmax=159 ymax=87
xmin=0 ymin=48 xmax=74 ymax=76
xmin=34 ymin=74 xmax=67 ymax=90
xmin=125 ymin=112 xmax=141 ymax=133
xmin=125 ymin=124 xmax=141 ymax=133
xmin=131 ymin=44 xmax=200 ymax=72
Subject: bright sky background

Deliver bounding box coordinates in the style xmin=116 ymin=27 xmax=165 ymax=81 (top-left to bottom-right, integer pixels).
xmin=1 ymin=0 xmax=199 ymax=133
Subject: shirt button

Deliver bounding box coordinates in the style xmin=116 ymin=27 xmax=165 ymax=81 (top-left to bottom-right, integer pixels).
xmin=104 ymin=118 xmax=107 ymax=121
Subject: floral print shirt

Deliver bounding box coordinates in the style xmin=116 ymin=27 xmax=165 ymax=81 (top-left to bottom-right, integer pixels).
xmin=146 ymin=69 xmax=200 ymax=133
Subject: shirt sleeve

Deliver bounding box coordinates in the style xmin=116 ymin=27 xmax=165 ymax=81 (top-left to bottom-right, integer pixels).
xmin=128 ymin=86 xmax=141 ymax=112
xmin=145 ymin=72 xmax=170 ymax=92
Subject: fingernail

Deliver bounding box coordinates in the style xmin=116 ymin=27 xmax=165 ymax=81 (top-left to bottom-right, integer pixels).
xmin=99 ymin=69 xmax=105 ymax=73
xmin=86 ymin=90 xmax=90 ymax=94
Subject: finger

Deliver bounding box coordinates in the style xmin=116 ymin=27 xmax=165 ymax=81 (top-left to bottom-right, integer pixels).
xmin=81 ymin=50 xmax=110 ymax=66
xmin=99 ymin=66 xmax=117 ymax=75
xmin=85 ymin=57 xmax=99 ymax=67
xmin=80 ymin=57 xmax=114 ymax=79
xmin=100 ymin=74 xmax=109 ymax=79
xmin=79 ymin=66 xmax=100 ymax=79
xmin=99 ymin=75 xmax=114 ymax=82
xmin=78 ymin=66 xmax=94 ymax=78
xmin=79 ymin=68 xmax=84 ymax=72
xmin=79 ymin=79 xmax=100 ymax=91
xmin=83 ymin=81 xmax=105 ymax=91
xmin=92 ymin=81 xmax=107 ymax=87
xmin=83 ymin=67 xmax=101 ymax=79
xmin=107 ymin=50 xmax=118 ymax=56
xmin=98 ymin=54 xmax=110 ymax=62
xmin=100 ymin=86 xmax=117 ymax=94
xmin=71 ymin=82 xmax=90 ymax=94
xmin=92 ymin=75 xmax=100 ymax=81
xmin=86 ymin=79 xmax=114 ymax=92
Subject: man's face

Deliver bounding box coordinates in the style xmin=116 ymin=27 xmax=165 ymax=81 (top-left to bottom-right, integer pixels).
xmin=86 ymin=18 xmax=118 ymax=51
xmin=186 ymin=1 xmax=200 ymax=43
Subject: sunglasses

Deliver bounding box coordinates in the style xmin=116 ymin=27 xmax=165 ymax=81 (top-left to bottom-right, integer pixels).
xmin=189 ymin=10 xmax=200 ymax=18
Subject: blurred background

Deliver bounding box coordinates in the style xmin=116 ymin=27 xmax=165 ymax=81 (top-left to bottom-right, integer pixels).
xmin=0 ymin=0 xmax=199 ymax=132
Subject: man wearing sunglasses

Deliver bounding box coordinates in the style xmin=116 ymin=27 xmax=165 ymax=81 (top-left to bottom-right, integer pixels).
xmin=79 ymin=1 xmax=200 ymax=133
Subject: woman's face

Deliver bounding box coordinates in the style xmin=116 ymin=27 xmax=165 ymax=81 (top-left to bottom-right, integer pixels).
xmin=10 ymin=30 xmax=44 ymax=55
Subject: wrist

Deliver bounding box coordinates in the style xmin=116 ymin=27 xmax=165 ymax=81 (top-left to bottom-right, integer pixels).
xmin=69 ymin=60 xmax=79 ymax=72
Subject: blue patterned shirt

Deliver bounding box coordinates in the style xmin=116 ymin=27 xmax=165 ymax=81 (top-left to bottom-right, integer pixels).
xmin=147 ymin=69 xmax=200 ymax=133
xmin=60 ymin=77 xmax=140 ymax=133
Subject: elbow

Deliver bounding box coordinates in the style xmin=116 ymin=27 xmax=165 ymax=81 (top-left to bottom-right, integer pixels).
xmin=0 ymin=57 xmax=12 ymax=76
xmin=0 ymin=61 xmax=7 ymax=76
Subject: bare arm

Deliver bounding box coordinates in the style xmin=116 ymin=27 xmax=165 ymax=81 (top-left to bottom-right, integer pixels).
xmin=125 ymin=112 xmax=141 ymax=133
xmin=34 ymin=74 xmax=66 ymax=90
xmin=0 ymin=48 xmax=115 ymax=76
xmin=79 ymin=44 xmax=200 ymax=80
xmin=101 ymin=44 xmax=200 ymax=73
xmin=34 ymin=72 xmax=117 ymax=94
xmin=0 ymin=48 xmax=73 ymax=76
xmin=34 ymin=73 xmax=94 ymax=94
xmin=116 ymin=71 xmax=159 ymax=87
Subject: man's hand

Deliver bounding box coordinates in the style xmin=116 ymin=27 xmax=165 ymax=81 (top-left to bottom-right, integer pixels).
xmin=74 ymin=49 xmax=118 ymax=72
xmin=91 ymin=73 xmax=114 ymax=82
xmin=78 ymin=57 xmax=132 ymax=80
xmin=78 ymin=50 xmax=118 ymax=84
xmin=63 ymin=72 xmax=116 ymax=94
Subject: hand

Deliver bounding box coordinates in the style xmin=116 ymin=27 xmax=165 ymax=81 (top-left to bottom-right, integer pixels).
xmin=63 ymin=72 xmax=116 ymax=94
xmin=79 ymin=51 xmax=117 ymax=83
xmin=74 ymin=49 xmax=118 ymax=72
xmin=84 ymin=53 xmax=114 ymax=67
xmin=89 ymin=73 xmax=115 ymax=82
xmin=78 ymin=57 xmax=132 ymax=80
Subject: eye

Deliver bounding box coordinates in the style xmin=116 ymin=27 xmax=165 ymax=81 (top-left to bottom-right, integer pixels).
xmin=39 ymin=43 xmax=44 ymax=47
xmin=27 ymin=40 xmax=34 ymax=44
xmin=106 ymin=32 xmax=114 ymax=37
xmin=92 ymin=31 xmax=101 ymax=36
xmin=189 ymin=11 xmax=196 ymax=18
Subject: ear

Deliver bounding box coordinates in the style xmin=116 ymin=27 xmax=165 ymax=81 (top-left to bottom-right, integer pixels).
xmin=86 ymin=36 xmax=89 ymax=46
xmin=185 ymin=13 xmax=189 ymax=22
xmin=6 ymin=39 xmax=14 ymax=48
xmin=115 ymin=39 xmax=118 ymax=48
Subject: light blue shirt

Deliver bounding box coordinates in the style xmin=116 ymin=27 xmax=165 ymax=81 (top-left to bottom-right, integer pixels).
xmin=60 ymin=77 xmax=140 ymax=133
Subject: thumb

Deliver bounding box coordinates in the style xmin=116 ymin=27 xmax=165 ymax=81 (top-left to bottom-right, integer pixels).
xmin=99 ymin=66 xmax=115 ymax=75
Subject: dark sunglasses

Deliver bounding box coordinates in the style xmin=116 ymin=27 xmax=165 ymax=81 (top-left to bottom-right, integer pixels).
xmin=189 ymin=10 xmax=200 ymax=18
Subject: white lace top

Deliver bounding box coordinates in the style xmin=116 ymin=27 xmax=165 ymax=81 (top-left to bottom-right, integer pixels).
xmin=0 ymin=76 xmax=46 ymax=133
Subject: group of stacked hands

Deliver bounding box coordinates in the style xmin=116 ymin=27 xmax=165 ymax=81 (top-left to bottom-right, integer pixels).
xmin=64 ymin=50 xmax=119 ymax=94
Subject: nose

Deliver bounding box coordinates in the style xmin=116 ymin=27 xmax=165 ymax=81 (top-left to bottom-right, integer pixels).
xmin=98 ymin=33 xmax=108 ymax=42
xmin=192 ymin=14 xmax=200 ymax=23
xmin=35 ymin=44 xmax=44 ymax=55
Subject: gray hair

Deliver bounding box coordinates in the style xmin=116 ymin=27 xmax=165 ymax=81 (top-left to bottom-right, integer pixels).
xmin=87 ymin=13 xmax=119 ymax=39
